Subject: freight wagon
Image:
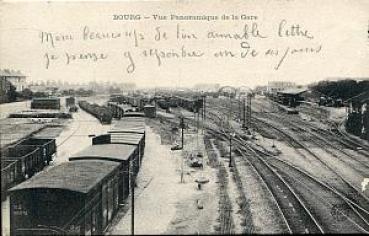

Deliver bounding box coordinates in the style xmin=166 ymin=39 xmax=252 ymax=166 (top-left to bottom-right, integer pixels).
xmin=65 ymin=97 xmax=75 ymax=107
xmin=69 ymin=144 xmax=138 ymax=202
xmin=8 ymin=117 xmax=146 ymax=235
xmin=31 ymin=97 xmax=61 ymax=110
xmin=143 ymin=105 xmax=156 ymax=118
xmin=1 ymin=138 xmax=56 ymax=201
xmin=78 ymin=101 xmax=113 ymax=124
xmin=9 ymin=161 xmax=121 ymax=235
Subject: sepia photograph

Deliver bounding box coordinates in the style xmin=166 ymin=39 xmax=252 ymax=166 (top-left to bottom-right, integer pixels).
xmin=0 ymin=0 xmax=368 ymax=235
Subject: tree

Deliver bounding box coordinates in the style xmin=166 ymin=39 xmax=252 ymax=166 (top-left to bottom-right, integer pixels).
xmin=20 ymin=88 xmax=33 ymax=99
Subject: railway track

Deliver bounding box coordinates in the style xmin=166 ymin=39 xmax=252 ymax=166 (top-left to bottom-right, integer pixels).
xmin=270 ymin=159 xmax=369 ymax=233
xmin=217 ymin=118 xmax=369 ymax=233
xmin=170 ymin=102 xmax=369 ymax=233
xmin=205 ymin=104 xmax=369 ymax=232
xmin=257 ymin=113 xmax=369 ymax=173
xmin=207 ymin=124 xmax=324 ymax=233
xmin=250 ymin=115 xmax=369 ymax=210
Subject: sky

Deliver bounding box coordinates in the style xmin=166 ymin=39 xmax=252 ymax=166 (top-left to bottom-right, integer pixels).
xmin=0 ymin=0 xmax=368 ymax=88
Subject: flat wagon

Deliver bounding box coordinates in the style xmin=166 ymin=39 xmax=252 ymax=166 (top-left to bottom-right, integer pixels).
xmin=9 ymin=161 xmax=120 ymax=236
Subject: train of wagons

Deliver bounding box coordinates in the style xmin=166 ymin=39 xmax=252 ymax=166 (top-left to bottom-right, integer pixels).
xmin=8 ymin=116 xmax=146 ymax=236
xmin=78 ymin=101 xmax=113 ymax=124
xmin=156 ymin=96 xmax=203 ymax=113
xmin=109 ymin=95 xmax=151 ymax=112
xmin=1 ymin=138 xmax=57 ymax=201
xmin=109 ymin=94 xmax=204 ymax=114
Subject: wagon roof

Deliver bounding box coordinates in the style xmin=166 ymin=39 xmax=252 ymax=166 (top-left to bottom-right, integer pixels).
xmin=9 ymin=161 xmax=119 ymax=194
xmin=112 ymin=119 xmax=145 ymax=134
xmin=70 ymin=144 xmax=136 ymax=162
xmin=108 ymin=132 xmax=144 ymax=145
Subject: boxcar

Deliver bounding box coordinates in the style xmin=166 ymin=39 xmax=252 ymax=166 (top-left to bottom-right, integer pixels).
xmin=93 ymin=131 xmax=145 ymax=175
xmin=9 ymin=161 xmax=120 ymax=236
xmin=69 ymin=144 xmax=138 ymax=203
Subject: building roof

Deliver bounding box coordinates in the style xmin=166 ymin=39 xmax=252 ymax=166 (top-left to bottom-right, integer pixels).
xmin=69 ymin=144 xmax=136 ymax=162
xmin=0 ymin=69 xmax=26 ymax=77
xmin=277 ymin=88 xmax=308 ymax=95
xmin=9 ymin=161 xmax=119 ymax=194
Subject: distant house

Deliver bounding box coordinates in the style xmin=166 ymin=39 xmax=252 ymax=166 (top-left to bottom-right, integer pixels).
xmin=254 ymin=85 xmax=268 ymax=95
xmin=267 ymin=81 xmax=296 ymax=93
xmin=0 ymin=69 xmax=27 ymax=92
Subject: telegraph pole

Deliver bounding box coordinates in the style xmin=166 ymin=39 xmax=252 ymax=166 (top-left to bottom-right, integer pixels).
xmin=229 ymin=134 xmax=232 ymax=167
xmin=242 ymin=97 xmax=246 ymax=129
xmin=180 ymin=116 xmax=185 ymax=149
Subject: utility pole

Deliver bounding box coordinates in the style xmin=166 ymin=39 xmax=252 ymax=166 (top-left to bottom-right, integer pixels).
xmin=180 ymin=116 xmax=185 ymax=149
xmin=197 ymin=109 xmax=200 ymax=151
xmin=229 ymin=134 xmax=232 ymax=167
xmin=203 ymin=95 xmax=206 ymax=123
xmin=247 ymin=94 xmax=252 ymax=128
xmin=180 ymin=116 xmax=185 ymax=183
xmin=242 ymin=97 xmax=246 ymax=129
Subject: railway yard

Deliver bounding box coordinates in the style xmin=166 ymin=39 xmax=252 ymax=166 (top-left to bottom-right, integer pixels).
xmin=1 ymin=92 xmax=369 ymax=235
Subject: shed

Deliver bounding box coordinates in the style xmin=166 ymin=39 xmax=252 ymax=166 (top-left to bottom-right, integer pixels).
xmin=276 ymin=88 xmax=308 ymax=107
